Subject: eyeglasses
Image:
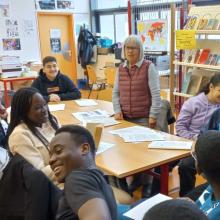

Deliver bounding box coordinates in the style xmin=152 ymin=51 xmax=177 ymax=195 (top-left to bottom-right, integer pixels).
xmin=125 ymin=46 xmax=139 ymax=51
xmin=191 ymin=151 xmax=197 ymax=161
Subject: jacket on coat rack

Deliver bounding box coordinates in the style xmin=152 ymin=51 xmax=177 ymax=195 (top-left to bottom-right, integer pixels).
xmin=77 ymin=28 xmax=96 ymax=69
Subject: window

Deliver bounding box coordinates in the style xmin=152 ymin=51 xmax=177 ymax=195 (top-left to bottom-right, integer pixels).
xmin=100 ymin=15 xmax=115 ymax=41
xmin=115 ymin=14 xmax=128 ymax=42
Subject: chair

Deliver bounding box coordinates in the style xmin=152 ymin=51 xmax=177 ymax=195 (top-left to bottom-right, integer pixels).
xmin=97 ymin=88 xmax=113 ymax=102
xmin=86 ymin=65 xmax=106 ymax=99
xmin=104 ymin=67 xmax=116 ymax=87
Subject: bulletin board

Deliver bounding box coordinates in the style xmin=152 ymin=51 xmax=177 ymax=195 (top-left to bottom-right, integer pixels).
xmin=0 ymin=0 xmax=41 ymax=62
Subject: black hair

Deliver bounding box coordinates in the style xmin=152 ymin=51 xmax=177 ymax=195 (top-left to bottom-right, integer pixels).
xmin=195 ymin=130 xmax=220 ymax=184
xmin=143 ymin=199 xmax=208 ymax=220
xmin=42 ymin=56 xmax=57 ymax=66
xmin=198 ymin=74 xmax=220 ymax=94
xmin=7 ymin=87 xmax=59 ymax=151
xmin=55 ymin=125 xmax=96 ymax=156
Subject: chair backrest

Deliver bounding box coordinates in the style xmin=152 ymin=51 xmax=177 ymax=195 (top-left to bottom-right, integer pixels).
xmin=98 ymin=88 xmax=113 ymax=102
xmin=104 ymin=67 xmax=116 ymax=87
xmin=86 ymin=65 xmax=97 ymax=84
xmin=86 ymin=123 xmax=103 ymax=148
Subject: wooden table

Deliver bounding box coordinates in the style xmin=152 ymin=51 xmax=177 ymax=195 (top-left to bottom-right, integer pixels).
xmin=52 ymin=100 xmax=191 ymax=195
xmin=0 ymin=76 xmax=36 ymax=107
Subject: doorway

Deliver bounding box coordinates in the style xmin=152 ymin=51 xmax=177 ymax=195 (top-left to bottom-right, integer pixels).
xmin=37 ymin=12 xmax=77 ymax=82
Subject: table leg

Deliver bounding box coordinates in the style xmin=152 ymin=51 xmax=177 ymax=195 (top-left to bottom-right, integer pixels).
xmin=3 ymin=81 xmax=9 ymax=108
xmin=160 ymin=164 xmax=169 ymax=195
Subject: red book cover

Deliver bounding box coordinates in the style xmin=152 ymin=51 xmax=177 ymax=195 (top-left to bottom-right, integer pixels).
xmin=198 ymin=49 xmax=211 ymax=64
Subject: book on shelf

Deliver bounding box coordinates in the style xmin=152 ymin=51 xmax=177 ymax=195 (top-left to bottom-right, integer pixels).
xmin=197 ymin=19 xmax=209 ymax=30
xmin=181 ymin=68 xmax=193 ymax=94
xmin=194 ymin=49 xmax=201 ymax=63
xmin=205 ymin=19 xmax=219 ymax=30
xmin=210 ymin=54 xmax=218 ymax=65
xmin=197 ymin=49 xmax=211 ymax=64
xmin=216 ymin=55 xmax=220 ymax=66
xmin=186 ymin=15 xmax=198 ymax=30
xmin=205 ymin=54 xmax=213 ymax=65
xmin=187 ymin=74 xmax=203 ymax=95
xmin=184 ymin=50 xmax=194 ymax=63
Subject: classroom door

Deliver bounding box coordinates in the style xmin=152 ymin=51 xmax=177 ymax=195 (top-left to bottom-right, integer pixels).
xmin=37 ymin=13 xmax=77 ymax=82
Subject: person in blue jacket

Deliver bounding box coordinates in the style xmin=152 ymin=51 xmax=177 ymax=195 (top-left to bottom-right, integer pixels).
xmin=32 ymin=56 xmax=81 ymax=102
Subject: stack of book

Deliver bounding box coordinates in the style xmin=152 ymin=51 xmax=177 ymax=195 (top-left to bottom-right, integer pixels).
xmin=0 ymin=56 xmax=22 ymax=78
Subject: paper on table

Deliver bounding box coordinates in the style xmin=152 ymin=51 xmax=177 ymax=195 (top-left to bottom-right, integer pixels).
xmin=85 ymin=116 xmax=120 ymax=127
xmin=120 ymin=132 xmax=165 ymax=142
xmin=96 ymin=142 xmax=115 ymax=155
xmin=123 ymin=193 xmax=171 ymax=220
xmin=74 ymin=99 xmax=97 ymax=107
xmin=72 ymin=109 xmax=110 ymax=121
xmin=110 ymin=126 xmax=154 ymax=135
xmin=148 ymin=141 xmax=193 ymax=150
xmin=48 ymin=104 xmax=65 ymax=112
xmin=109 ymin=126 xmax=165 ymax=142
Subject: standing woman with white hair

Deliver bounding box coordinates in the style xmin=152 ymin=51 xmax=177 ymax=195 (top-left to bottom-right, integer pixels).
xmin=112 ymin=35 xmax=161 ymax=198
xmin=113 ymin=35 xmax=161 ymax=129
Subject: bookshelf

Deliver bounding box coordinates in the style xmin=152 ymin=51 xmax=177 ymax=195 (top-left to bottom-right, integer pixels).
xmin=173 ymin=61 xmax=220 ymax=71
xmin=175 ymin=30 xmax=220 ymax=35
xmin=173 ymin=92 xmax=193 ymax=98
xmin=172 ymin=5 xmax=220 ymax=103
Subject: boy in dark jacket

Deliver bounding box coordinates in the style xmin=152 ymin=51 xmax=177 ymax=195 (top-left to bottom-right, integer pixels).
xmin=32 ymin=56 xmax=81 ymax=102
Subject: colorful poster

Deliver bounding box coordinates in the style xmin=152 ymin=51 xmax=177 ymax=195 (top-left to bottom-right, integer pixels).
xmin=137 ymin=19 xmax=168 ymax=51
xmin=0 ymin=0 xmax=9 ymax=17
xmin=2 ymin=38 xmax=21 ymax=51
xmin=5 ymin=19 xmax=19 ymax=38
xmin=176 ymin=30 xmax=196 ymax=50
xmin=57 ymin=0 xmax=74 ymax=9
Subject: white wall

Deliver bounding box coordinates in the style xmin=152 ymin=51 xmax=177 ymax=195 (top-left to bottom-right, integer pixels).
xmin=0 ymin=0 xmax=91 ymax=68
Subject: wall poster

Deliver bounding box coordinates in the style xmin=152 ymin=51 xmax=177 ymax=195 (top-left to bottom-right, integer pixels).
xmin=50 ymin=28 xmax=61 ymax=53
xmin=22 ymin=20 xmax=34 ymax=37
xmin=57 ymin=0 xmax=74 ymax=9
xmin=137 ymin=19 xmax=168 ymax=51
xmin=36 ymin=0 xmax=55 ymax=10
xmin=5 ymin=19 xmax=19 ymax=38
xmin=2 ymin=38 xmax=21 ymax=51
xmin=0 ymin=0 xmax=9 ymax=17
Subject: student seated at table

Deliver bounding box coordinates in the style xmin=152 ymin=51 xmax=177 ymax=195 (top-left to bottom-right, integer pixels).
xmin=193 ymin=131 xmax=220 ymax=220
xmin=32 ymin=56 xmax=81 ymax=102
xmin=49 ymin=125 xmax=118 ymax=220
xmin=7 ymin=87 xmax=59 ymax=184
xmin=176 ymin=74 xmax=220 ymax=196
xmin=143 ymin=199 xmax=208 ymax=220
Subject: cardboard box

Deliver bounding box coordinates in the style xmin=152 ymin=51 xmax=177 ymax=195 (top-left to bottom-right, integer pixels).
xmin=97 ymin=48 xmax=109 ymax=55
